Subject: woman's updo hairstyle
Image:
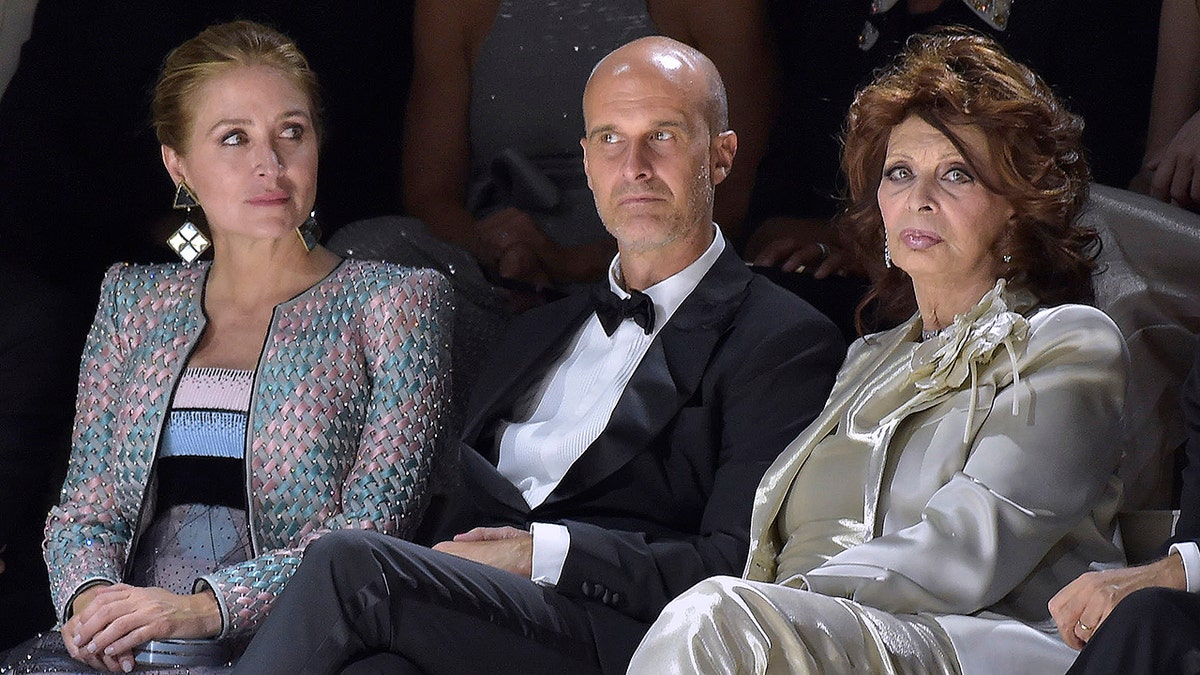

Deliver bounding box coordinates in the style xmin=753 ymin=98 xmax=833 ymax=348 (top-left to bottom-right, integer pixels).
xmin=152 ymin=20 xmax=322 ymax=152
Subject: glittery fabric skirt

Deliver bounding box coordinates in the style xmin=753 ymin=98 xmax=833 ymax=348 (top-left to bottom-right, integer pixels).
xmin=127 ymin=504 xmax=252 ymax=594
xmin=0 ymin=632 xmax=235 ymax=674
xmin=0 ymin=505 xmax=252 ymax=674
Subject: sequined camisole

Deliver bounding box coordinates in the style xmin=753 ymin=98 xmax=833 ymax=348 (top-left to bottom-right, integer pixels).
xmin=127 ymin=367 xmax=254 ymax=595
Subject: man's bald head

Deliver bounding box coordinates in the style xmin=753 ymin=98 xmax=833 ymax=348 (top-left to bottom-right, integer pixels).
xmin=584 ymin=36 xmax=729 ymax=136
xmin=578 ymin=35 xmax=738 ymax=284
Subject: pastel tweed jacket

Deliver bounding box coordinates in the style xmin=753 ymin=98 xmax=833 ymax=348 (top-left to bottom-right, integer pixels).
xmin=44 ymin=259 xmax=453 ymax=639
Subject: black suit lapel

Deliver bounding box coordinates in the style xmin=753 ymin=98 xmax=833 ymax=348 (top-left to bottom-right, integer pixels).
xmin=541 ymin=246 xmax=753 ymax=506
xmin=461 ymin=292 xmax=594 ymax=463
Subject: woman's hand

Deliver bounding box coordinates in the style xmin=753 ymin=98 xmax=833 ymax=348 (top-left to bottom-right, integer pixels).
xmin=1144 ymin=109 xmax=1200 ymax=210
xmin=476 ymin=208 xmax=613 ymax=287
xmin=473 ymin=207 xmax=546 ymax=274
xmin=744 ymin=217 xmax=846 ymax=278
xmin=63 ymin=583 xmax=222 ymax=672
xmin=1048 ymin=553 xmax=1187 ymax=650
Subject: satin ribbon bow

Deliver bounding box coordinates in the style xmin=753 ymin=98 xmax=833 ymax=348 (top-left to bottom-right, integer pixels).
xmin=591 ymin=286 xmax=656 ymax=336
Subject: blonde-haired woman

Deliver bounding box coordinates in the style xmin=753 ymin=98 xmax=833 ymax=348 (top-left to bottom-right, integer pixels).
xmin=9 ymin=21 xmax=451 ymax=673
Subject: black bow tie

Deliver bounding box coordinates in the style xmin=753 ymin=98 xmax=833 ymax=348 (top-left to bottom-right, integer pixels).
xmin=591 ymin=286 xmax=656 ymax=337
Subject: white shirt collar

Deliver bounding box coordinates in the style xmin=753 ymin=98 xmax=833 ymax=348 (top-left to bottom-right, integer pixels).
xmin=606 ymin=224 xmax=726 ymax=331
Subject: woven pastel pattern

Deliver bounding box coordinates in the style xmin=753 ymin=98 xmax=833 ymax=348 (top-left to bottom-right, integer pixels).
xmin=45 ymin=259 xmax=453 ymax=639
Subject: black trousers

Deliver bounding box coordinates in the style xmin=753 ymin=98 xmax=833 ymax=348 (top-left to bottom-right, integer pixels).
xmin=1067 ymin=587 xmax=1200 ymax=675
xmin=233 ymin=530 xmax=642 ymax=675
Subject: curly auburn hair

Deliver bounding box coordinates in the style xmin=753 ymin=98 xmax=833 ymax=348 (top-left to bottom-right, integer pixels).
xmin=153 ymin=20 xmax=323 ymax=153
xmin=838 ymin=28 xmax=1098 ymax=331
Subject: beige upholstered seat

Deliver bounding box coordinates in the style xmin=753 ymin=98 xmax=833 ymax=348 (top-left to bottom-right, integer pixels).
xmin=1085 ymin=184 xmax=1200 ymax=510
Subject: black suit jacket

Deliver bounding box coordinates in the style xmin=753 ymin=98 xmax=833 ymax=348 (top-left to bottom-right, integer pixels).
xmin=417 ymin=246 xmax=844 ymax=670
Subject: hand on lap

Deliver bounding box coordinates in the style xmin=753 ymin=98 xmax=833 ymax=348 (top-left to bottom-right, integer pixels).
xmin=64 ymin=583 xmax=222 ymax=672
xmin=1048 ymin=553 xmax=1187 ymax=649
xmin=433 ymin=526 xmax=534 ymax=578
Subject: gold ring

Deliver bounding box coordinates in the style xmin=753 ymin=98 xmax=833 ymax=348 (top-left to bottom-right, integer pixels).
xmin=1078 ymin=622 xmax=1092 ymax=632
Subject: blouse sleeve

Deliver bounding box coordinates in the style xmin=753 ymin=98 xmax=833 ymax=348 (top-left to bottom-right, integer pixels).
xmin=801 ymin=305 xmax=1128 ymax=615
xmin=198 ymin=267 xmax=454 ymax=638
xmin=44 ymin=263 xmax=134 ymax=622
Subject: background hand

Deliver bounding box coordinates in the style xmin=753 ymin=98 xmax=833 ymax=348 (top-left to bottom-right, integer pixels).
xmin=474 ymin=208 xmax=547 ymax=271
xmin=744 ymin=217 xmax=845 ymax=278
xmin=433 ymin=526 xmax=533 ymax=578
xmin=476 ymin=208 xmax=614 ymax=288
xmin=1048 ymin=553 xmax=1186 ymax=650
xmin=496 ymin=242 xmax=551 ymax=289
xmin=1146 ymin=109 xmax=1200 ymax=210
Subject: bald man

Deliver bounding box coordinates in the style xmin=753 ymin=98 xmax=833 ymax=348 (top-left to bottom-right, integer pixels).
xmin=233 ymin=37 xmax=842 ymax=675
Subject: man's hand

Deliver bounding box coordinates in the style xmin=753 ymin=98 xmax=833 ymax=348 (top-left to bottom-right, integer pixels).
xmin=433 ymin=526 xmax=534 ymax=578
xmin=1048 ymin=553 xmax=1187 ymax=650
xmin=63 ymin=583 xmax=222 ymax=672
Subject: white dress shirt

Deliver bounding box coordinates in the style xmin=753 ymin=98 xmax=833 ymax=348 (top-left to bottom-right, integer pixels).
xmin=1170 ymin=541 xmax=1200 ymax=592
xmin=495 ymin=226 xmax=726 ymax=586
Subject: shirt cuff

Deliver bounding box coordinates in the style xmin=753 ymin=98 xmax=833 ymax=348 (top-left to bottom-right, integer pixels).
xmin=1169 ymin=542 xmax=1200 ymax=593
xmin=529 ymin=522 xmax=570 ymax=588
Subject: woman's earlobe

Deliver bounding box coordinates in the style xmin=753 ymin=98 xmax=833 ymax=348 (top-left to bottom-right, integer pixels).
xmin=161 ymin=145 xmax=186 ymax=183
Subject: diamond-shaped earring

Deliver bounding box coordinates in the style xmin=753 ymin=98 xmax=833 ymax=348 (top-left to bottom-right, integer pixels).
xmin=167 ymin=222 xmax=210 ymax=263
xmin=168 ymin=182 xmax=210 ymax=263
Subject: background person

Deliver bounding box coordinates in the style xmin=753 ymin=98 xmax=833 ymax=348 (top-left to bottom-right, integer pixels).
xmin=400 ymin=0 xmax=776 ymax=291
xmin=1129 ymin=0 xmax=1200 ymax=210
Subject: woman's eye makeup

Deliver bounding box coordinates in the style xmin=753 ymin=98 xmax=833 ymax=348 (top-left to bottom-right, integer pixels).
xmin=943 ymin=167 xmax=974 ymax=183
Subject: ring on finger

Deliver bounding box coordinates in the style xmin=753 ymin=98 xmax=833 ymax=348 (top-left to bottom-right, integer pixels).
xmin=1077 ymin=621 xmax=1092 ymax=632
xmin=814 ymin=242 xmax=830 ymax=262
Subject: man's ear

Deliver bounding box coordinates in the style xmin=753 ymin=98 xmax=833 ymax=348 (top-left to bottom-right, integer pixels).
xmin=580 ymin=136 xmax=593 ymax=190
xmin=711 ymin=130 xmax=737 ymax=186
xmin=162 ymin=145 xmax=186 ymax=186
